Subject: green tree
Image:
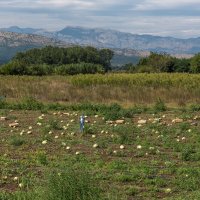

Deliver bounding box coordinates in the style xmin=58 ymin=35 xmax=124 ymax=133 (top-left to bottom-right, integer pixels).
xmin=173 ymin=58 xmax=190 ymax=72
xmin=138 ymin=52 xmax=175 ymax=72
xmin=0 ymin=60 xmax=28 ymax=75
xmin=190 ymin=53 xmax=200 ymax=73
xmin=99 ymin=49 xmax=114 ymax=71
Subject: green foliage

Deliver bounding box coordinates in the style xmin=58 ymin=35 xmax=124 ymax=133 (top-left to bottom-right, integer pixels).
xmin=113 ymin=125 xmax=135 ymax=144
xmin=138 ymin=52 xmax=176 ymax=72
xmin=0 ymin=46 xmax=114 ymax=75
xmin=0 ymin=60 xmax=27 ymax=75
xmin=124 ymin=52 xmax=192 ymax=73
xmin=36 ymin=151 xmax=48 ymax=165
xmin=99 ymin=48 xmax=114 ymax=72
xmin=153 ymin=98 xmax=167 ymax=112
xmin=55 ymin=63 xmax=104 ymax=75
xmin=84 ymin=124 xmax=96 ymax=135
xmin=136 ymin=65 xmax=158 ymax=73
xmin=181 ymin=145 xmax=196 ymax=161
xmin=103 ymin=103 xmax=124 ymax=120
xmin=20 ymin=98 xmax=44 ymax=110
xmin=43 ymin=167 xmax=102 ymax=200
xmin=190 ymin=104 xmax=200 ymax=111
xmin=120 ymin=63 xmax=136 ymax=72
xmin=0 ymin=98 xmax=7 ymax=109
xmin=175 ymin=168 xmax=200 ymax=191
xmin=173 ymin=58 xmax=190 ymax=72
xmin=190 ymin=53 xmax=200 ymax=73
xmin=0 ymin=190 xmax=39 ymax=200
xmin=10 ymin=136 xmax=25 ymax=146
xmin=49 ymin=119 xmax=62 ymax=130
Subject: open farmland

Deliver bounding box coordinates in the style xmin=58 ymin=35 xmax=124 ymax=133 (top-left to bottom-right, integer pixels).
xmin=1 ymin=108 xmax=200 ymax=199
xmin=1 ymin=73 xmax=200 ymax=106
xmin=1 ymin=73 xmax=200 ymax=199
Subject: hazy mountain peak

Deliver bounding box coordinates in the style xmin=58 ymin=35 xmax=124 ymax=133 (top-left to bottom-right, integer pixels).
xmin=0 ymin=26 xmax=45 ymax=34
xmin=0 ymin=25 xmax=199 ymax=65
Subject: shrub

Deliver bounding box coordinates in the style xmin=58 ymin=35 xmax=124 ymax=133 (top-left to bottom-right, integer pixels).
xmin=103 ymin=103 xmax=123 ymax=120
xmin=0 ymin=60 xmax=28 ymax=75
xmin=190 ymin=104 xmax=200 ymax=111
xmin=27 ymin=64 xmax=53 ymax=76
xmin=20 ymin=97 xmax=44 ymax=110
xmin=0 ymin=98 xmax=7 ymax=109
xmin=113 ymin=125 xmax=135 ymax=144
xmin=55 ymin=63 xmax=104 ymax=75
xmin=153 ymin=98 xmax=167 ymax=112
xmin=83 ymin=124 xmax=96 ymax=135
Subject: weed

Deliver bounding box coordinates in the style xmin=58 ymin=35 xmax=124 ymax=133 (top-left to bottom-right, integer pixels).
xmin=36 ymin=151 xmax=48 ymax=165
xmin=10 ymin=136 xmax=25 ymax=146
xmin=181 ymin=145 xmax=196 ymax=161
xmin=153 ymin=98 xmax=167 ymax=112
xmin=83 ymin=124 xmax=96 ymax=135
xmin=42 ymin=166 xmax=102 ymax=200
xmin=49 ymin=119 xmax=62 ymax=130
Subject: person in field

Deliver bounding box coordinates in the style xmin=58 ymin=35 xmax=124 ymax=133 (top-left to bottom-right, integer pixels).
xmin=80 ymin=114 xmax=85 ymax=132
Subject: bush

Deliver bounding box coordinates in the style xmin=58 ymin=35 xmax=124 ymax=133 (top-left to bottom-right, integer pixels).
xmin=55 ymin=63 xmax=104 ymax=75
xmin=27 ymin=64 xmax=53 ymax=76
xmin=0 ymin=98 xmax=7 ymax=109
xmin=0 ymin=60 xmax=28 ymax=75
xmin=103 ymin=103 xmax=123 ymax=120
xmin=83 ymin=124 xmax=96 ymax=135
xmin=153 ymin=98 xmax=167 ymax=112
xmin=190 ymin=104 xmax=200 ymax=111
xmin=21 ymin=97 xmax=44 ymax=110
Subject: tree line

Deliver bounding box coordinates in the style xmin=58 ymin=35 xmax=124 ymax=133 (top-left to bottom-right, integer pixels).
xmin=0 ymin=46 xmax=114 ymax=75
xmin=122 ymin=52 xmax=200 ymax=73
xmin=1 ymin=46 xmax=200 ymax=75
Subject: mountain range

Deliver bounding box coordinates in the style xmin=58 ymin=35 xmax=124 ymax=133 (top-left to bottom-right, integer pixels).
xmin=0 ymin=31 xmax=70 ymax=64
xmin=0 ymin=26 xmax=198 ymax=65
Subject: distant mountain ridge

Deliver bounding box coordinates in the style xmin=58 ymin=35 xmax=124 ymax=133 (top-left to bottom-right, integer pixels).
xmin=0 ymin=26 xmax=198 ymax=65
xmin=0 ymin=31 xmax=69 ymax=64
xmin=0 ymin=26 xmax=44 ymax=35
xmin=0 ymin=30 xmax=147 ymax=65
xmin=1 ymin=26 xmax=199 ymax=54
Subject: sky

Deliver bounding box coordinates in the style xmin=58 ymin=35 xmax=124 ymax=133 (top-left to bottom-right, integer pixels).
xmin=0 ymin=0 xmax=199 ymax=38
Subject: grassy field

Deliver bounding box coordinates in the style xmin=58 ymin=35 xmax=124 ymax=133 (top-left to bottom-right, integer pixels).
xmin=1 ymin=107 xmax=200 ymax=199
xmin=1 ymin=73 xmax=200 ymax=106
xmin=1 ymin=73 xmax=200 ymax=199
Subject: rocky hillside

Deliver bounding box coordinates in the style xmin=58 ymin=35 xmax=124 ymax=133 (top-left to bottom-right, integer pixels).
xmin=0 ymin=31 xmax=68 ymax=63
xmin=1 ymin=26 xmax=198 ymax=65
xmin=2 ymin=26 xmax=200 ymax=54
xmin=54 ymin=27 xmax=200 ymax=54
xmin=0 ymin=31 xmax=66 ymax=47
xmin=0 ymin=31 xmax=145 ymax=65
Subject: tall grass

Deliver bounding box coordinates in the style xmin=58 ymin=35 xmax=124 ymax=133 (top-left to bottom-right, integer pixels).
xmin=1 ymin=166 xmax=102 ymax=200
xmin=1 ymin=74 xmax=200 ymax=106
xmin=43 ymin=168 xmax=101 ymax=200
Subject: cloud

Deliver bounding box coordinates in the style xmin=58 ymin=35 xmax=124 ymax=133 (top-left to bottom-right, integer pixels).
xmin=0 ymin=0 xmax=132 ymax=10
xmin=134 ymin=0 xmax=200 ymax=10
xmin=0 ymin=0 xmax=199 ymax=38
